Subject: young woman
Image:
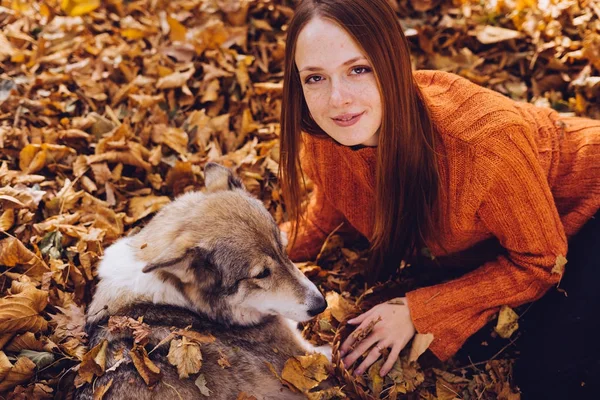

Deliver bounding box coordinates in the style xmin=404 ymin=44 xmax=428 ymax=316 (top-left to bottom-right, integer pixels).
xmin=278 ymin=0 xmax=600 ymax=398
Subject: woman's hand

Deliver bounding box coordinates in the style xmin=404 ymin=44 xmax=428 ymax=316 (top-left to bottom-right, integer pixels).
xmin=339 ymin=297 xmax=416 ymax=377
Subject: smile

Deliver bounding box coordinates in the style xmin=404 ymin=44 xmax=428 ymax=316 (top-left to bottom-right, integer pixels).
xmin=332 ymin=111 xmax=364 ymax=127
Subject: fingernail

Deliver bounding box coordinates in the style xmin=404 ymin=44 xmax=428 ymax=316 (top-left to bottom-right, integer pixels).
xmin=340 ymin=350 xmax=346 ymax=357
xmin=380 ymin=369 xmax=387 ymax=377
xmin=347 ymin=318 xmax=355 ymax=323
xmin=355 ymin=369 xmax=362 ymax=376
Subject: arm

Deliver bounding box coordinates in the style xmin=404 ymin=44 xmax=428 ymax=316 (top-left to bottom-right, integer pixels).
xmin=406 ymin=124 xmax=568 ymax=361
xmin=280 ymin=141 xmax=346 ymax=261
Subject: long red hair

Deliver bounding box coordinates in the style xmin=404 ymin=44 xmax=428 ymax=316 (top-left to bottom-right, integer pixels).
xmin=279 ymin=0 xmax=441 ymax=282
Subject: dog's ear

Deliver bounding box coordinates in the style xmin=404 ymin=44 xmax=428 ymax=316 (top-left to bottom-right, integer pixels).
xmin=204 ymin=162 xmax=243 ymax=193
xmin=142 ymin=247 xmax=209 ymax=280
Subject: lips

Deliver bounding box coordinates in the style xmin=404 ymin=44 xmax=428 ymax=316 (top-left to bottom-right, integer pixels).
xmin=332 ymin=112 xmax=363 ymax=121
xmin=331 ymin=111 xmax=364 ymax=127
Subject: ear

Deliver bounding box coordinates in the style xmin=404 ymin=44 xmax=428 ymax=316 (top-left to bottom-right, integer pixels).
xmin=204 ymin=162 xmax=243 ymax=193
xmin=142 ymin=247 xmax=209 ymax=280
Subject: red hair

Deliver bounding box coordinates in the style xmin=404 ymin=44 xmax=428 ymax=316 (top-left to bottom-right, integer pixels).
xmin=279 ymin=0 xmax=441 ymax=282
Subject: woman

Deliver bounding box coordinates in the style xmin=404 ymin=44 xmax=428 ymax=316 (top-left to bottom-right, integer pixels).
xmin=278 ymin=0 xmax=600 ymax=398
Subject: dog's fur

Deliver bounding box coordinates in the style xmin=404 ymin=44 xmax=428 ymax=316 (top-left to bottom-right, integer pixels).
xmin=75 ymin=163 xmax=328 ymax=400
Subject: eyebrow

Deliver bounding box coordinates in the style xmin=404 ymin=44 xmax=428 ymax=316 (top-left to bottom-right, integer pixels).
xmin=298 ymin=56 xmax=367 ymax=73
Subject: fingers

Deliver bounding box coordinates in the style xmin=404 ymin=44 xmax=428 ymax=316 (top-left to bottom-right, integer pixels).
xmin=347 ymin=308 xmax=373 ymax=325
xmin=342 ymin=333 xmax=379 ymax=369
xmin=354 ymin=343 xmax=386 ymax=376
xmin=379 ymin=343 xmax=402 ymax=377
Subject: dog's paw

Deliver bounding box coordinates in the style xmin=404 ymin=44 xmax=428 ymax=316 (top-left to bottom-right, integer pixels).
xmin=313 ymin=344 xmax=332 ymax=362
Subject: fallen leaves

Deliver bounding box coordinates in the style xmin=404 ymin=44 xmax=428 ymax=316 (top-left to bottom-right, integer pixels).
xmin=129 ymin=345 xmax=162 ymax=387
xmin=167 ymin=337 xmax=203 ymax=379
xmin=281 ymin=353 xmax=330 ymax=393
xmin=0 ymin=281 xmax=48 ymax=334
xmin=0 ymin=0 xmax=597 ymax=397
xmin=75 ymin=339 xmax=108 ymax=386
xmin=494 ymin=306 xmax=520 ymax=339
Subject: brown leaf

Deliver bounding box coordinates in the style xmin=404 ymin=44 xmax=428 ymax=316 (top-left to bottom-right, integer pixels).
xmin=76 ymin=339 xmax=108 ymax=386
xmin=130 ymin=344 xmax=161 ymax=386
xmin=325 ymin=291 xmax=358 ymax=323
xmin=0 ymin=237 xmax=50 ymax=280
xmin=472 ymin=26 xmax=522 ymax=45
xmin=0 ymin=351 xmax=12 ymax=381
xmin=157 ymin=66 xmax=195 ymax=89
xmin=0 ymin=283 xmax=48 ymax=334
xmin=408 ymin=333 xmax=434 ymax=362
xmin=126 ymin=195 xmax=171 ymax=224
xmin=167 ymin=337 xmax=203 ymax=379
xmin=0 ymin=209 xmax=14 ymax=231
xmin=0 ymin=356 xmax=36 ymax=392
xmin=93 ymin=378 xmax=113 ymax=400
xmin=281 ymin=353 xmax=330 ymax=393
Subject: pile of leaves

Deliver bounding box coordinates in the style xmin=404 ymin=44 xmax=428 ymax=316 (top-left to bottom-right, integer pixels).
xmin=0 ymin=0 xmax=597 ymax=399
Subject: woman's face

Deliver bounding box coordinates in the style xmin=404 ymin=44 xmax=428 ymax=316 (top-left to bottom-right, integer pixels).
xmin=295 ymin=17 xmax=382 ymax=147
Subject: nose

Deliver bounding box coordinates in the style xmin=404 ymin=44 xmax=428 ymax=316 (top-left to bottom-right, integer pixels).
xmin=308 ymin=295 xmax=327 ymax=317
xmin=329 ymin=78 xmax=352 ymax=108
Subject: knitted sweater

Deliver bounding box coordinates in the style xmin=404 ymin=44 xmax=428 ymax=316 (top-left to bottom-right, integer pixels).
xmin=283 ymin=70 xmax=600 ymax=361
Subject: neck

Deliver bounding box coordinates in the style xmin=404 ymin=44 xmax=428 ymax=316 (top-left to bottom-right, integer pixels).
xmin=86 ymin=237 xmax=191 ymax=323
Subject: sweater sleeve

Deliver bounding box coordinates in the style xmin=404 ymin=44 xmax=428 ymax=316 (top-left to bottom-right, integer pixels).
xmin=280 ymin=141 xmax=346 ymax=262
xmin=406 ymin=124 xmax=568 ymax=361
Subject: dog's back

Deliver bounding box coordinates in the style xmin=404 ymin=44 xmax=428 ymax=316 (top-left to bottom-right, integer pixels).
xmin=77 ymin=304 xmax=307 ymax=400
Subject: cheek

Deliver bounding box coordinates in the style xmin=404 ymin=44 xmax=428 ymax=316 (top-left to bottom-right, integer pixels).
xmin=303 ymin=89 xmax=328 ymax=113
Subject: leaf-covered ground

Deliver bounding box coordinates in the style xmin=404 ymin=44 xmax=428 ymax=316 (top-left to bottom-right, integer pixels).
xmin=0 ymin=0 xmax=598 ymax=399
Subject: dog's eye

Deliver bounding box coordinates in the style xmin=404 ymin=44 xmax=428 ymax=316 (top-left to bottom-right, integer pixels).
xmin=254 ymin=269 xmax=271 ymax=279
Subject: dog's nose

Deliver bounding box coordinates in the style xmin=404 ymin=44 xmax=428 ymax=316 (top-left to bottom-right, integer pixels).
xmin=308 ymin=296 xmax=327 ymax=317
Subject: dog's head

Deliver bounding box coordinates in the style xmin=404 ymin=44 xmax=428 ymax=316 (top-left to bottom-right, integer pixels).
xmin=132 ymin=162 xmax=326 ymax=326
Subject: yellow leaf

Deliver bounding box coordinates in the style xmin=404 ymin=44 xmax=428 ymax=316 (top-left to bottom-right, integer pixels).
xmin=552 ymin=255 xmax=568 ymax=277
xmin=367 ymin=359 xmax=384 ymax=396
xmin=60 ymin=0 xmax=100 ymax=17
xmin=494 ymin=305 xmax=519 ymax=339
xmin=168 ymin=16 xmax=187 ymax=42
xmin=121 ymin=28 xmax=146 ymax=40
xmin=19 ymin=144 xmax=75 ymax=174
xmin=167 ymin=337 xmax=203 ymax=379
xmin=281 ymin=353 xmax=330 ymax=393
xmin=0 ymin=209 xmax=14 ymax=231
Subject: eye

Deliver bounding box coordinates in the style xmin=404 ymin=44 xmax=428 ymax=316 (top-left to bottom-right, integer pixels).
xmin=351 ymin=66 xmax=372 ymax=75
xmin=305 ymin=75 xmax=323 ymax=84
xmin=254 ymin=269 xmax=271 ymax=279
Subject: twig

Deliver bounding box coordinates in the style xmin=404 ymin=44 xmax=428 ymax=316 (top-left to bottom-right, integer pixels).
xmin=453 ymin=334 xmax=520 ymax=372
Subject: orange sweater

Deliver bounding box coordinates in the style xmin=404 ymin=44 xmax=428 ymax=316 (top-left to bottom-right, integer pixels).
xmin=285 ymin=70 xmax=600 ymax=361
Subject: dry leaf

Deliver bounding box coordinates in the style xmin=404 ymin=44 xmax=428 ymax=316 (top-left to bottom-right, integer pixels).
xmin=325 ymin=291 xmax=357 ymax=323
xmin=408 ymin=333 xmax=434 ymax=362
xmin=494 ymin=305 xmax=519 ymax=339
xmin=93 ymin=378 xmax=113 ymax=400
xmin=194 ymin=374 xmax=212 ymax=396
xmin=129 ymin=345 xmax=161 ymax=386
xmin=0 ymin=284 xmax=48 ymax=334
xmin=281 ymin=353 xmax=330 ymax=393
xmin=0 ymin=356 xmax=36 ymax=392
xmin=76 ymin=339 xmax=108 ymax=386
xmin=167 ymin=337 xmax=203 ymax=379
xmin=127 ymin=195 xmax=171 ymax=223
